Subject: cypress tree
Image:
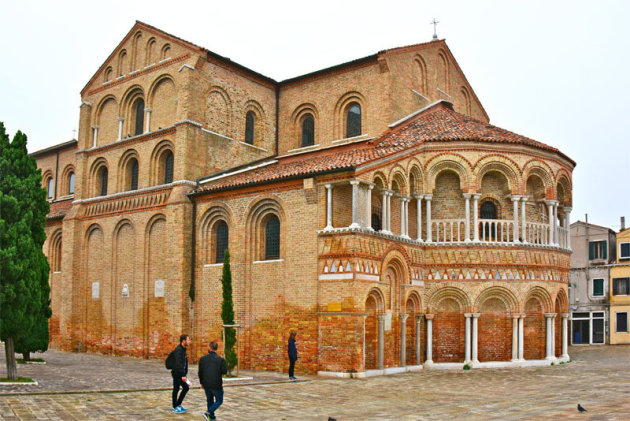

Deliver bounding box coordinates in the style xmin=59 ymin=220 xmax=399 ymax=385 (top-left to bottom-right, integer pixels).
xmin=0 ymin=123 xmax=51 ymax=379
xmin=220 ymin=249 xmax=237 ymax=375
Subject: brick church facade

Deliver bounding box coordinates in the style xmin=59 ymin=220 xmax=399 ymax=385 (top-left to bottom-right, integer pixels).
xmin=34 ymin=21 xmax=574 ymax=376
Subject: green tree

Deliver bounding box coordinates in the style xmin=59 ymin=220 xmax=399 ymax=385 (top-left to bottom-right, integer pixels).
xmin=0 ymin=123 xmax=51 ymax=379
xmin=220 ymin=249 xmax=237 ymax=375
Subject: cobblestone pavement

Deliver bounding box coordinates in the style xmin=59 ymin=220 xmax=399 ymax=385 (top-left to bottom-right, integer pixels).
xmin=1 ymin=346 xmax=630 ymax=420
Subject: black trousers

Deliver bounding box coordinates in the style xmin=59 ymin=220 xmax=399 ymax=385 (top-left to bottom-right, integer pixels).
xmin=289 ymin=357 xmax=296 ymax=377
xmin=171 ymin=373 xmax=189 ymax=408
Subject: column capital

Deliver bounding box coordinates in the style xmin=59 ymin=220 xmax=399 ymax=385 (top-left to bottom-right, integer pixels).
xmin=520 ymin=196 xmax=529 ymax=202
xmin=563 ymin=206 xmax=572 ymax=213
xmin=377 ymin=313 xmax=388 ymax=321
xmin=544 ymin=312 xmax=557 ymax=318
xmin=91 ymin=125 xmax=99 ymax=129
xmin=381 ymin=189 xmax=394 ymax=196
xmin=413 ymin=193 xmax=424 ymax=200
xmin=117 ymin=116 xmax=125 ymax=122
xmin=424 ymin=194 xmax=433 ymax=201
xmin=400 ymin=313 xmax=409 ymax=322
xmin=81 ymin=100 xmax=93 ymax=107
xmin=544 ymin=199 xmax=559 ymax=206
xmin=325 ymin=183 xmax=333 ymax=189
xmin=511 ymin=314 xmax=521 ymax=319
xmin=424 ymin=314 xmax=434 ymax=320
xmin=471 ymin=313 xmax=480 ymax=318
xmin=415 ymin=314 xmax=423 ymax=322
xmin=519 ymin=313 xmax=527 ymax=319
xmin=349 ymin=179 xmax=360 ymax=186
xmin=367 ymin=183 xmax=375 ymax=190
xmin=510 ymin=194 xmax=522 ymax=201
xmin=462 ymin=193 xmax=473 ymax=199
xmin=561 ymin=312 xmax=570 ymax=319
xmin=464 ymin=313 xmax=474 ymax=318
xmin=144 ymin=107 xmax=152 ymax=112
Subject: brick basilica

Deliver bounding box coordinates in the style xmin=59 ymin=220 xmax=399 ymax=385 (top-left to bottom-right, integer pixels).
xmin=33 ymin=21 xmax=574 ymax=376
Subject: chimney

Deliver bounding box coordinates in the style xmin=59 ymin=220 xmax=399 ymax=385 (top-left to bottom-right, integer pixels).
xmin=622 ymin=216 xmax=626 ymax=231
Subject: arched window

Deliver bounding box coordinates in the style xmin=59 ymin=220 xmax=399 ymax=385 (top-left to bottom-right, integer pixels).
xmin=264 ymin=215 xmax=280 ymax=260
xmin=215 ymin=221 xmax=229 ymax=263
xmin=371 ymin=213 xmax=382 ymax=231
xmin=163 ymin=151 xmax=174 ymax=184
xmin=47 ymin=178 xmax=54 ymax=199
xmin=68 ymin=172 xmax=75 ymax=195
xmin=134 ymin=98 xmax=144 ymax=136
xmin=480 ymin=201 xmax=498 ymax=240
xmin=129 ymin=159 xmax=139 ymax=191
xmin=99 ymin=167 xmax=108 ymax=196
xmin=346 ymin=103 xmax=361 ymax=138
xmin=245 ymin=111 xmax=255 ymax=145
xmin=301 ymin=114 xmax=315 ymax=147
xmin=480 ymin=201 xmax=497 ymax=219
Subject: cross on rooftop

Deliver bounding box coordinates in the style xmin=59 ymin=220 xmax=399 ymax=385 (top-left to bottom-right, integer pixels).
xmin=72 ymin=129 xmax=77 ymax=139
xmin=431 ymin=18 xmax=439 ymax=40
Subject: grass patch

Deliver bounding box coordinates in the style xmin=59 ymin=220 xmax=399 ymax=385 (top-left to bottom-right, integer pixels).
xmin=0 ymin=377 xmax=35 ymax=383
xmin=463 ymin=364 xmax=472 ymax=370
xmin=16 ymin=358 xmax=45 ymax=364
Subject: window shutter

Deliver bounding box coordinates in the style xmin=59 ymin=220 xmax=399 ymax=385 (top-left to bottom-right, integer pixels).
xmin=589 ymin=242 xmax=595 ymax=260
xmin=613 ymin=278 xmax=618 ymax=296
xmin=265 ymin=215 xmax=280 ymax=260
xmin=603 ymin=242 xmax=608 ymax=260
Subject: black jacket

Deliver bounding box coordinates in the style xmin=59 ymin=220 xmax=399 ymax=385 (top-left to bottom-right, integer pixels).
xmin=171 ymin=344 xmax=188 ymax=378
xmin=198 ymin=351 xmax=227 ymax=390
xmin=288 ymin=338 xmax=298 ymax=361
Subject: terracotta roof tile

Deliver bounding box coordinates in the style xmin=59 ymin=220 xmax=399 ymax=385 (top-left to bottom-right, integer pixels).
xmin=47 ymin=198 xmax=73 ymax=220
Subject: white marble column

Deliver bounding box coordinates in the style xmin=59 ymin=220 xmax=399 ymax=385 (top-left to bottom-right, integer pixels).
xmin=366 ymin=185 xmax=374 ymax=230
xmin=425 ymin=315 xmax=434 ymax=364
xmin=400 ymin=314 xmax=409 ymax=366
xmin=378 ymin=314 xmax=386 ymax=370
xmin=350 ymin=180 xmax=360 ymax=229
xmin=144 ymin=108 xmax=152 ymax=133
xmin=471 ymin=313 xmax=480 ymax=364
xmin=464 ymin=314 xmax=472 ymax=363
xmin=521 ymin=197 xmax=528 ymax=243
xmin=425 ymin=195 xmax=433 ymax=243
xmin=117 ymin=117 xmax=124 ymax=141
xmin=518 ymin=314 xmax=525 ymax=360
xmin=415 ymin=315 xmax=422 ymax=365
xmin=551 ymin=313 xmax=557 ymax=358
xmin=546 ymin=201 xmax=555 ymax=245
xmin=325 ymin=184 xmax=333 ymax=230
xmin=463 ymin=193 xmax=472 ymax=242
xmin=564 ymin=207 xmax=572 ymax=249
xmin=381 ymin=191 xmax=391 ymax=234
xmin=472 ymin=194 xmax=481 ymax=242
xmin=561 ymin=313 xmax=569 ymax=359
xmin=415 ymin=194 xmax=424 ymax=242
xmin=511 ymin=195 xmax=521 ymax=243
xmin=553 ymin=202 xmax=559 ymax=246
xmin=400 ymin=197 xmax=406 ymax=237
xmin=511 ymin=315 xmax=519 ymax=361
xmin=545 ymin=313 xmax=555 ymax=360
xmin=91 ymin=126 xmax=99 ymax=148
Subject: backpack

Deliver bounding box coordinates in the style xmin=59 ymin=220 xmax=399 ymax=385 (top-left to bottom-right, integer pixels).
xmin=165 ymin=349 xmax=176 ymax=370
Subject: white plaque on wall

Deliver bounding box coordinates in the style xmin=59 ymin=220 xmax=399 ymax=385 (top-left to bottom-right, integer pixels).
xmin=122 ymin=284 xmax=129 ymax=298
xmin=154 ymin=279 xmax=165 ymax=297
xmin=92 ymin=282 xmax=100 ymax=299
xmin=383 ymin=313 xmax=392 ymax=331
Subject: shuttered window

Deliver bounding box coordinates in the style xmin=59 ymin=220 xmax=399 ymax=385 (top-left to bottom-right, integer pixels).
xmin=616 ymin=312 xmax=628 ymax=333
xmin=620 ymin=243 xmax=630 ymax=260
xmin=164 ymin=151 xmax=174 ymax=184
xmin=593 ymin=278 xmax=604 ymax=297
xmin=215 ymin=221 xmax=229 ymax=263
xmin=613 ymin=278 xmax=629 ymax=296
xmin=265 ymin=215 xmax=280 ymax=260
xmin=588 ymin=241 xmax=607 ymax=260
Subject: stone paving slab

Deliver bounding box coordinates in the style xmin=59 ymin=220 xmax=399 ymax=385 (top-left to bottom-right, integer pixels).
xmin=1 ymin=346 xmax=630 ymax=419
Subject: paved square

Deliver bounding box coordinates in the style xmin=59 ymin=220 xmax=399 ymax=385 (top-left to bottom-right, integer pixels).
xmin=1 ymin=346 xmax=630 ymax=420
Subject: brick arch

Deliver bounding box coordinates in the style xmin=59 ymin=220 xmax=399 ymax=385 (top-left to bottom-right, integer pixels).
xmin=458 ymin=86 xmax=472 ymax=115
xmin=523 ymin=290 xmax=548 ymax=360
xmin=83 ymin=223 xmax=106 ymax=351
xmin=199 ymin=204 xmax=234 ymax=265
xmin=364 ymin=287 xmax=386 ymax=313
xmin=522 ymin=160 xmax=554 ymax=195
xmin=94 ymin=95 xmax=118 ymax=146
xmin=144 ymin=213 xmax=168 ymax=357
xmin=473 ymin=286 xmax=520 ymax=313
xmin=555 ymin=172 xmax=572 ymax=207
xmin=131 ymin=31 xmax=144 ymax=71
xmin=120 ymin=85 xmax=145 ymax=138
xmin=205 ymin=86 xmax=233 ymax=137
xmin=243 ymin=99 xmax=266 ymax=146
xmin=554 ymin=288 xmax=569 ymax=314
xmin=381 ymin=250 xmax=410 ymax=312
xmin=436 ymin=49 xmax=450 ymax=92
xmin=407 ymin=160 xmax=425 ymax=194
xmin=117 ymin=149 xmax=140 ymax=192
xmin=112 ymin=218 xmax=138 ymax=353
xmin=404 ymin=290 xmax=422 ymax=314
xmin=473 ymin=155 xmax=521 ymax=193
xmin=290 ymin=102 xmax=320 ymax=148
xmin=333 ymin=91 xmax=367 ymax=139
xmin=522 ymin=286 xmax=553 ymax=313
xmin=245 ymin=196 xmax=286 ymax=261
xmin=149 ymin=139 xmax=175 ymax=185
xmin=364 ymin=287 xmax=385 ymax=370
xmin=147 ymin=74 xmax=177 ymax=130
xmin=389 ymin=168 xmax=408 ymax=195
xmin=425 ymin=154 xmax=472 ymax=192
xmin=412 ymin=54 xmax=428 ymax=95
xmin=145 ymin=37 xmax=158 ymax=66
xmin=48 ymin=228 xmax=63 ymax=272
xmin=372 ymin=171 xmax=387 ymax=190
xmin=88 ymin=157 xmax=109 ymax=197
xmin=425 ymin=285 xmax=471 ymax=313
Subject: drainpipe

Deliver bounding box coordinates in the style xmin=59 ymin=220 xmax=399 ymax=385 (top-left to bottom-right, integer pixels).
xmin=275 ymin=84 xmax=279 ymax=156
xmin=54 ymin=149 xmax=60 ymax=199
xmin=190 ymin=196 xmax=197 ymax=301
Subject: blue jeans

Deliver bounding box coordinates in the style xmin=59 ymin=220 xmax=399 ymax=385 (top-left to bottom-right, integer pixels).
xmin=204 ymin=387 xmax=224 ymax=419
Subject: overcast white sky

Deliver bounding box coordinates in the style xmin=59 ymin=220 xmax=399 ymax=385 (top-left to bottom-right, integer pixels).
xmin=1 ymin=0 xmax=628 ymax=229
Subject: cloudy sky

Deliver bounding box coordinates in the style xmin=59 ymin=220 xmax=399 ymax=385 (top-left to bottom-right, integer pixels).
xmin=1 ymin=0 xmax=628 ymax=229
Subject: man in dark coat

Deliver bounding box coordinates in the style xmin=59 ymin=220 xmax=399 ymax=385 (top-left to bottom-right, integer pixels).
xmin=171 ymin=334 xmax=192 ymax=413
xmin=198 ymin=341 xmax=227 ymax=421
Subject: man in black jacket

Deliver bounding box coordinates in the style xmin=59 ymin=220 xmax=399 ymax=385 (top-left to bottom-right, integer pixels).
xmin=198 ymin=341 xmax=227 ymax=421
xmin=171 ymin=334 xmax=192 ymax=413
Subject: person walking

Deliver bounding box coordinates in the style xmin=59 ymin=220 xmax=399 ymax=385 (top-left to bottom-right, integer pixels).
xmin=170 ymin=334 xmax=192 ymax=413
xmin=198 ymin=341 xmax=227 ymax=421
xmin=288 ymin=330 xmax=298 ymax=380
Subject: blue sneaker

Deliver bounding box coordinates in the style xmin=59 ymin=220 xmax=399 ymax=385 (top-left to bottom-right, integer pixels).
xmin=172 ymin=406 xmax=182 ymax=413
xmin=179 ymin=406 xmax=188 ymax=413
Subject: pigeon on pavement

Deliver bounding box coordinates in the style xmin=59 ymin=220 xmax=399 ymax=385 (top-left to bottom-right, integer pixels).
xmin=577 ymin=404 xmax=587 ymax=413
